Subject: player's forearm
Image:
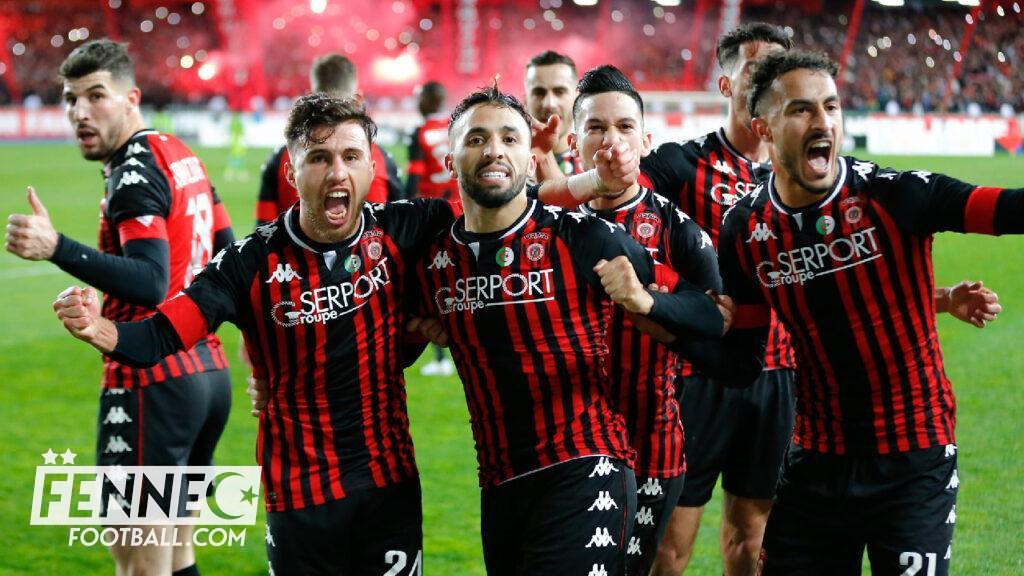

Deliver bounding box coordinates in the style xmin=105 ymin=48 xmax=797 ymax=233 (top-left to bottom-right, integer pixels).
xmin=535 ymin=169 xmax=605 ymax=209
xmin=672 ymin=328 xmax=767 ymax=387
xmin=108 ymin=314 xmax=184 ymax=367
xmin=646 ymin=288 xmax=724 ymax=341
xmin=50 ymin=235 xmax=169 ymax=307
xmin=934 ymin=286 xmax=951 ymax=314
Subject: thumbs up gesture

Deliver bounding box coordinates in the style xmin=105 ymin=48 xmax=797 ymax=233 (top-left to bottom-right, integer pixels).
xmin=6 ymin=186 xmax=59 ymax=260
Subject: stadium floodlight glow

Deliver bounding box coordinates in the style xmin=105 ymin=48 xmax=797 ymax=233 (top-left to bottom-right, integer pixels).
xmin=653 ymin=0 xmax=682 ymax=6
xmin=873 ymin=0 xmax=904 ymax=6
xmin=957 ymin=0 xmax=980 ymax=5
xmin=572 ymin=0 xmax=598 ymax=5
xmin=309 ymin=0 xmax=327 ymax=14
xmin=197 ymin=62 xmax=217 ymax=81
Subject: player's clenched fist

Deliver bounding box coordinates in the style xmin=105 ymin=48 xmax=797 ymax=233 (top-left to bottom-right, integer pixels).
xmin=594 ymin=256 xmax=654 ymax=315
xmin=53 ymin=286 xmax=101 ymax=340
xmin=6 ymin=187 xmax=59 ymax=261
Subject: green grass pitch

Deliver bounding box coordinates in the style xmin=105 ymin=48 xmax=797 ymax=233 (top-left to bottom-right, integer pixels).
xmin=0 ymin=142 xmax=1020 ymax=574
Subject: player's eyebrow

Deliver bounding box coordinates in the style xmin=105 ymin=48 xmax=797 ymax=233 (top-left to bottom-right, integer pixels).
xmin=63 ymin=83 xmax=106 ymax=97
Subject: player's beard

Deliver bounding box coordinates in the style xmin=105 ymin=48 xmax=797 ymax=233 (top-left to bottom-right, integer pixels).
xmin=458 ymin=166 xmax=527 ymax=209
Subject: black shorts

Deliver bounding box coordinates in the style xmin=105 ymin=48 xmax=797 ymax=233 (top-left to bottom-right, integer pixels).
xmin=95 ymin=369 xmax=232 ymax=468
xmin=625 ymin=474 xmax=684 ymax=576
xmin=761 ymin=444 xmax=959 ymax=576
xmin=676 ymin=369 xmax=795 ymax=506
xmin=266 ymin=479 xmax=423 ymax=576
xmin=481 ymin=456 xmax=636 ymax=576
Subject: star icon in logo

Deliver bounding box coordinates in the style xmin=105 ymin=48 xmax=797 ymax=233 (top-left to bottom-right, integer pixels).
xmin=240 ymin=486 xmax=258 ymax=505
xmin=41 ymin=449 xmax=58 ymax=465
xmin=60 ymin=449 xmax=77 ymax=465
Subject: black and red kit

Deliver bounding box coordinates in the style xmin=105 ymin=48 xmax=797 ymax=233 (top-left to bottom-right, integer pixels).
xmin=406 ymin=114 xmax=459 ymax=200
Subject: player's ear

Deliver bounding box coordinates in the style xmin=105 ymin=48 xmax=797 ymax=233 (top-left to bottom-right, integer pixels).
xmin=718 ymin=75 xmax=731 ymax=99
xmin=640 ymin=131 xmax=653 ymax=158
xmin=751 ymin=117 xmax=771 ymax=143
xmin=444 ymin=153 xmax=456 ymax=178
xmin=285 ymin=159 xmax=297 ymax=188
xmin=568 ymin=132 xmax=578 ymax=156
xmin=126 ymin=86 xmax=142 ymax=110
xmin=528 ymin=152 xmax=537 ymax=177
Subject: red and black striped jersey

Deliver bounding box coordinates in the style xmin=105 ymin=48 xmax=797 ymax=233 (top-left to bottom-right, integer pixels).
xmin=256 ymin=143 xmax=404 ymax=224
xmin=640 ymin=128 xmax=795 ymax=372
xmin=579 ymin=187 xmax=721 ymax=478
xmin=554 ymin=148 xmax=584 ymax=176
xmin=414 ymin=199 xmax=723 ymax=486
xmin=98 ymin=129 xmax=230 ymax=388
xmin=406 ymin=115 xmax=458 ymax=200
xmin=159 ymin=199 xmax=458 ymax=511
xmin=719 ymin=156 xmax=1024 ymax=455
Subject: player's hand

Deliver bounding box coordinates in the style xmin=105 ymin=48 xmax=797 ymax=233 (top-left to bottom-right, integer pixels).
xmin=711 ymin=291 xmax=735 ymax=335
xmin=594 ymin=256 xmax=654 ymax=315
xmin=407 ymin=316 xmax=449 ymax=347
xmin=246 ymin=376 xmax=269 ymax=417
xmin=593 ymin=138 xmax=639 ymax=197
xmin=948 ymin=280 xmax=1000 ymax=328
xmin=6 ymin=187 xmax=59 ymax=260
xmin=530 ymin=114 xmax=561 ymax=156
xmin=53 ymin=286 xmax=102 ymax=342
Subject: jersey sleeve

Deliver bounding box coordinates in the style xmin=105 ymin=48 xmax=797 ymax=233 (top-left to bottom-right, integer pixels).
xmin=663 ymin=205 xmax=723 ymax=293
xmin=256 ymin=146 xmax=286 ymax=225
xmin=639 ymin=142 xmax=689 ymax=198
xmin=871 ymin=165 xmax=1024 ymax=236
xmin=561 ymin=212 xmax=723 ymax=340
xmin=106 ymin=160 xmax=172 ymax=228
xmin=381 ymin=199 xmax=458 ymax=252
xmin=157 ymin=235 xmax=256 ymax=346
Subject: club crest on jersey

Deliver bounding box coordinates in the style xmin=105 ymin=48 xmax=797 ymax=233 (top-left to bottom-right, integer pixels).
xmin=632 ymin=212 xmax=661 ymax=241
xmin=815 ymin=215 xmax=836 ymax=235
xmin=363 ymin=240 xmax=383 ymax=262
xmin=344 ymin=255 xmax=362 ymax=273
xmin=495 ymin=247 xmax=515 ymax=267
xmin=844 ymin=206 xmax=863 ymax=225
xmin=523 ymin=243 xmax=546 ymax=262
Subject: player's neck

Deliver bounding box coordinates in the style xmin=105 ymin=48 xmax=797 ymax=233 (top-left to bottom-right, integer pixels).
xmin=588 ymin=183 xmax=642 ymax=211
xmin=104 ymin=113 xmax=147 ymax=164
xmin=463 ymin=190 xmax=529 ymax=234
xmin=724 ymin=115 xmax=769 ymax=164
xmin=774 ymin=170 xmax=835 ymax=209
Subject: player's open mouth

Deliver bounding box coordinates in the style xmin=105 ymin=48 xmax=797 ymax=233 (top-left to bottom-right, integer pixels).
xmin=324 ymin=190 xmax=350 ymax=226
xmin=476 ymin=163 xmax=511 ymax=186
xmin=805 ymin=140 xmax=832 ymax=178
xmin=76 ymin=126 xmax=99 ymax=147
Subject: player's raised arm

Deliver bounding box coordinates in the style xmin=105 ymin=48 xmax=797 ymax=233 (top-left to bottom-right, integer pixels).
xmin=562 ymin=211 xmax=724 ymax=340
xmin=534 ymin=139 xmax=641 ymax=208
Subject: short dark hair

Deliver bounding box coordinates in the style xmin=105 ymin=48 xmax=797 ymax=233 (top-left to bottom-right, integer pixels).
xmin=746 ymin=50 xmax=838 ymax=118
xmin=285 ymin=93 xmax=376 ymax=154
xmin=418 ymin=81 xmax=446 ymax=116
xmin=449 ymin=83 xmax=532 ymax=137
xmin=310 ymin=54 xmax=357 ymax=96
xmin=716 ymin=22 xmax=792 ymax=71
xmin=572 ymin=65 xmax=644 ymax=124
xmin=58 ymin=39 xmax=135 ymax=84
xmin=526 ymin=50 xmax=577 ymax=77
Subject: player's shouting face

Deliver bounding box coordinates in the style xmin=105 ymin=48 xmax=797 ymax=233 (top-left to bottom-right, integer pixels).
xmin=753 ymin=68 xmax=843 ymax=196
xmin=62 ymin=70 xmax=140 ymax=162
xmin=448 ymin=104 xmax=534 ymax=208
xmin=571 ymin=91 xmax=652 ymax=184
xmin=289 ymin=120 xmax=374 ymax=243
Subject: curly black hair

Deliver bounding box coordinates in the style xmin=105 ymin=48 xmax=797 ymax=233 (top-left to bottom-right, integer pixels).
xmin=448 ymin=81 xmax=533 ymax=136
xmin=284 ymin=93 xmax=377 ymax=152
xmin=746 ymin=50 xmax=838 ymax=119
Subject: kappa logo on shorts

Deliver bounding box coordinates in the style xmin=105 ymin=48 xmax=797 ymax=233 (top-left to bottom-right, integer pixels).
xmin=588 ymin=457 xmax=618 ymax=478
xmin=103 ymin=435 xmax=132 ymax=454
xmin=104 ymin=388 xmax=128 ymax=396
xmin=627 ymin=536 xmax=642 ymax=556
xmin=587 ymin=491 xmax=619 ymax=511
xmin=102 ymin=407 xmax=132 ymax=425
xmin=944 ymin=545 xmax=952 ymax=560
xmin=585 ymin=527 xmax=616 ymax=548
xmin=945 ymin=505 xmax=956 ymax=525
xmin=637 ymin=477 xmax=663 ymax=496
xmin=944 ymin=444 xmax=957 ymax=458
xmin=947 ymin=469 xmax=959 ymax=490
xmin=587 ymin=565 xmax=609 ymax=576
xmin=265 ymin=525 xmax=275 ymax=547
xmin=635 ymin=506 xmax=654 ymax=526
